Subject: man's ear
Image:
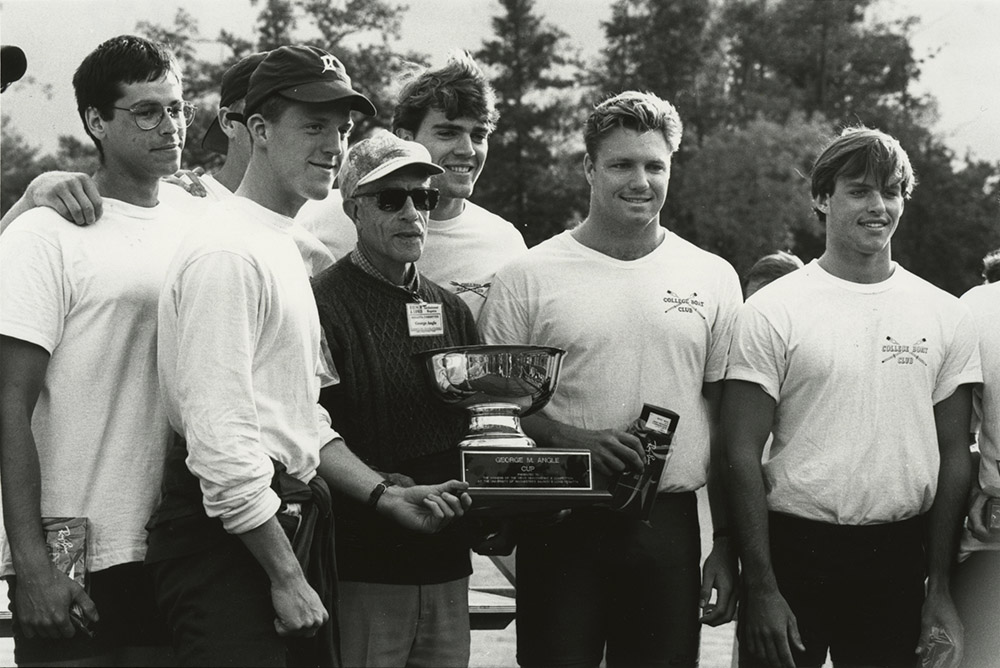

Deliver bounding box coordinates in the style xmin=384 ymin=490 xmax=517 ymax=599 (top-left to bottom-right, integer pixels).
xmin=246 ymin=114 xmax=268 ymax=146
xmin=395 ymin=127 xmax=415 ymax=142
xmin=85 ymin=107 xmax=108 ymax=140
xmin=813 ymin=194 xmax=829 ymax=213
xmin=219 ymin=105 xmax=241 ymax=137
xmin=343 ymin=198 xmax=360 ymax=225
xmin=583 ymin=153 xmax=595 ymax=186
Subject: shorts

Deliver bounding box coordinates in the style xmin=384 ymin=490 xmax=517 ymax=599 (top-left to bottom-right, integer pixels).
xmin=7 ymin=560 xmax=170 ymax=665
xmin=739 ymin=512 xmax=926 ymax=668
xmin=516 ymin=492 xmax=702 ymax=668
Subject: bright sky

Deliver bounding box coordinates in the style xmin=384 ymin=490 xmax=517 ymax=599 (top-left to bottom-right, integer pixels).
xmin=1 ymin=0 xmax=998 ymax=162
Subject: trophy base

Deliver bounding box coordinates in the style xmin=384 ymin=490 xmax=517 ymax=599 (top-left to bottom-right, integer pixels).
xmin=461 ymin=448 xmax=612 ymax=516
xmin=468 ymin=488 xmax=613 ymax=516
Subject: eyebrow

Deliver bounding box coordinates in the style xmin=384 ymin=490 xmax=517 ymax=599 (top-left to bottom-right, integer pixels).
xmin=430 ymin=121 xmax=488 ymax=133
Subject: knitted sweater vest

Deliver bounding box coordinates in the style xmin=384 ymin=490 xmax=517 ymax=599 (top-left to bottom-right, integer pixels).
xmin=312 ymin=258 xmax=479 ymax=583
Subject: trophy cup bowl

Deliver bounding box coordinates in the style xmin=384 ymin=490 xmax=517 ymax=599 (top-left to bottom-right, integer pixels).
xmin=420 ymin=344 xmax=611 ymax=513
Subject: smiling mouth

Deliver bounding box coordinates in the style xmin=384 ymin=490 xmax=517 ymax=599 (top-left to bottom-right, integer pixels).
xmin=622 ymin=196 xmax=651 ymax=204
xmin=445 ymin=165 xmax=474 ymax=174
xmin=859 ymin=219 xmax=889 ymax=229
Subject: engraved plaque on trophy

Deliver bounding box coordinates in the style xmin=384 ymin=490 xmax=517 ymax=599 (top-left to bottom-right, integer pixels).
xmin=420 ymin=344 xmax=611 ymax=514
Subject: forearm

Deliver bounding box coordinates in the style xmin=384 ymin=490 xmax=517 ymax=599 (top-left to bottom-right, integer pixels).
xmin=926 ymin=446 xmax=972 ymax=587
xmin=315 ymin=437 xmax=384 ymax=504
xmin=721 ymin=381 xmax=778 ymax=591
xmin=236 ymin=515 xmax=307 ymax=585
xmin=0 ymin=341 xmax=52 ymax=575
xmin=926 ymin=385 xmax=975 ymax=587
xmin=0 ymin=409 xmax=48 ymax=574
xmin=521 ymin=413 xmax=571 ymax=449
xmin=704 ymin=382 xmax=730 ymax=532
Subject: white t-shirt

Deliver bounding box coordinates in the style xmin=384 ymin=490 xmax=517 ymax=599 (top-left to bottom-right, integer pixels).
xmin=295 ymin=189 xmax=357 ymax=261
xmin=478 ymin=229 xmax=742 ymax=492
xmin=727 ymin=260 xmax=982 ymax=525
xmin=960 ymin=282 xmax=1000 ymax=554
xmin=194 ymin=174 xmax=336 ymax=277
xmin=158 ymin=196 xmax=339 ymax=535
xmin=418 ymin=201 xmax=527 ymax=320
xmin=0 ymin=197 xmax=193 ymax=573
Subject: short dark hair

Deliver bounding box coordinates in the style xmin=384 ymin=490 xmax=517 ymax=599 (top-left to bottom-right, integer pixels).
xmin=391 ymin=52 xmax=499 ymax=135
xmin=255 ymin=94 xmax=298 ymax=123
xmin=584 ymin=91 xmax=683 ymax=159
xmin=744 ymin=250 xmax=804 ymax=297
xmin=983 ymin=248 xmax=1000 ymax=284
xmin=810 ymin=126 xmax=915 ymax=222
xmin=72 ymin=35 xmax=181 ymax=161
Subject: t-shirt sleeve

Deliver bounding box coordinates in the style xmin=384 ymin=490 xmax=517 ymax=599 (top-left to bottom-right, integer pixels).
xmin=704 ymin=263 xmax=744 ymax=383
xmin=932 ymin=305 xmax=983 ymax=405
xmin=725 ymin=301 xmax=786 ymax=402
xmin=167 ymin=250 xmax=281 ymax=534
xmin=0 ymin=221 xmax=68 ymax=353
xmin=477 ymin=268 xmax=532 ymax=345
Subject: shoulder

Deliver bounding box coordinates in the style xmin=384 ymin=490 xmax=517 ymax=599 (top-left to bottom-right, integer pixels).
xmin=3 ymin=206 xmax=81 ymax=243
xmin=664 ymin=232 xmax=739 ymax=276
xmin=961 ymin=282 xmax=1000 ymax=310
xmin=895 ymin=267 xmax=967 ymax=312
xmin=465 ymin=202 xmax=526 ymax=240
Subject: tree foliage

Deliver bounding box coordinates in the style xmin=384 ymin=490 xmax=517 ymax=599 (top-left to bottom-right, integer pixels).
xmin=2 ymin=0 xmax=996 ymax=295
xmin=676 ymin=114 xmax=832 ymax=276
xmin=475 ymin=0 xmax=589 ymax=245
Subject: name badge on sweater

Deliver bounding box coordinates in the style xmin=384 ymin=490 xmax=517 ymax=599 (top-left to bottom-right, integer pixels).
xmin=406 ymin=302 xmax=444 ymax=337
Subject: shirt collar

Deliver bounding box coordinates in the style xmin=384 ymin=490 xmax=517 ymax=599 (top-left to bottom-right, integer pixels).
xmin=349 ymin=247 xmax=420 ymax=293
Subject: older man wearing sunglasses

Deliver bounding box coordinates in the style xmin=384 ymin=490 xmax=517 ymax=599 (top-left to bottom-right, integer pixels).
xmin=312 ymin=129 xmax=481 ymax=668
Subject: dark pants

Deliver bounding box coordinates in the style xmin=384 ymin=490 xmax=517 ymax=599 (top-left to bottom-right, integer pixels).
xmin=147 ymin=535 xmax=318 ymax=667
xmin=739 ymin=512 xmax=925 ymax=668
xmin=953 ymin=549 xmax=1000 ymax=668
xmin=8 ymin=561 xmax=171 ymax=666
xmin=515 ymin=492 xmax=702 ymax=668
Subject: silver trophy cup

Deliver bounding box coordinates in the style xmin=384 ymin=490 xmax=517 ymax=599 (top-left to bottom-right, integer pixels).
xmin=421 ymin=344 xmax=609 ymax=512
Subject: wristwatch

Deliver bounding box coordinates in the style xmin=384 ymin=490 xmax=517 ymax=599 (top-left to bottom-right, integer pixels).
xmin=367 ymin=479 xmax=396 ymax=509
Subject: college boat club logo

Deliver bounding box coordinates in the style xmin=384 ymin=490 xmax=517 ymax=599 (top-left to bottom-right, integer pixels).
xmin=662 ymin=290 xmax=707 ymax=320
xmin=881 ymin=335 xmax=928 ymax=366
xmin=450 ymin=280 xmax=491 ymax=300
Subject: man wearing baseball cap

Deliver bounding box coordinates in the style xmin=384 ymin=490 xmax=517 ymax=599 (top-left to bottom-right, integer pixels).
xmin=146 ymin=46 xmax=471 ymax=667
xmin=198 ymin=50 xmax=267 ymax=198
xmin=313 ymin=130 xmax=480 ymax=667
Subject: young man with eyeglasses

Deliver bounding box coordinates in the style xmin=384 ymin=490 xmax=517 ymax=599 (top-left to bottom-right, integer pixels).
xmin=0 ymin=34 xmax=196 ymax=666
xmin=311 ymin=130 xmax=480 ymax=667
xmin=146 ymin=49 xmax=472 ymax=667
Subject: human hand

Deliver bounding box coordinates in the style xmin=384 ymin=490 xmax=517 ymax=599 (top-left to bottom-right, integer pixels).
xmin=27 ymin=171 xmax=103 ymax=226
xmin=699 ymin=539 xmax=738 ymax=626
xmin=916 ymin=588 xmax=963 ymax=668
xmin=966 ymin=488 xmax=1000 ymax=543
xmin=379 ymin=479 xmax=472 ymax=533
xmin=570 ymin=428 xmax=645 ymax=477
xmin=742 ymin=587 xmax=804 ymax=668
xmin=270 ymin=573 xmax=328 ymax=638
xmin=162 ymin=167 xmax=207 ymax=197
xmin=13 ymin=561 xmax=98 ymax=639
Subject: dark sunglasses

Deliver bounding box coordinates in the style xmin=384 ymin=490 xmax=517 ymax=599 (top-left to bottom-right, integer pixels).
xmin=354 ymin=187 xmax=439 ymax=212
